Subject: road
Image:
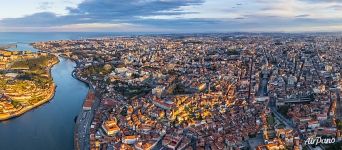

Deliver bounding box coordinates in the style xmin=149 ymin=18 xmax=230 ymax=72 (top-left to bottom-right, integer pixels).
xmin=73 ymin=72 xmax=101 ymax=150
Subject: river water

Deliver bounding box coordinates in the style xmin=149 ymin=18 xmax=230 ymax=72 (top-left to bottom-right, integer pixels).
xmin=0 ymin=57 xmax=89 ymax=150
xmin=0 ymin=33 xmax=108 ymax=150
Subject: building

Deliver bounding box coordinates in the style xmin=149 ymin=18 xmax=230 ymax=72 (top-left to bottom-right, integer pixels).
xmin=102 ymin=120 xmax=120 ymax=136
xmin=123 ymin=135 xmax=138 ymax=144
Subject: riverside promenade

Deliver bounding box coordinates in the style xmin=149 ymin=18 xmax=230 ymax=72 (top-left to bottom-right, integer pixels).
xmin=72 ymin=60 xmax=101 ymax=150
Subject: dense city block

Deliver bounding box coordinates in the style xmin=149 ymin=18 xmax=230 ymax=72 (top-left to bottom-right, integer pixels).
xmin=33 ymin=33 xmax=342 ymax=150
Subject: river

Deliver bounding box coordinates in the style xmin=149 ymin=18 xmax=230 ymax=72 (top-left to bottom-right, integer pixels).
xmin=0 ymin=32 xmax=145 ymax=149
xmin=0 ymin=57 xmax=89 ymax=150
xmin=0 ymin=33 xmax=98 ymax=150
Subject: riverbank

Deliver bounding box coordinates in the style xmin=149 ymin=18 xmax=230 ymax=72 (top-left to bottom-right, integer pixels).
xmin=0 ymin=57 xmax=59 ymax=121
xmin=32 ymin=44 xmax=92 ymax=149
xmin=0 ymin=84 xmax=56 ymax=121
xmin=71 ymin=62 xmax=102 ymax=150
xmin=0 ymin=33 xmax=94 ymax=150
xmin=72 ymin=68 xmax=91 ymax=150
xmin=32 ymin=45 xmax=99 ymax=150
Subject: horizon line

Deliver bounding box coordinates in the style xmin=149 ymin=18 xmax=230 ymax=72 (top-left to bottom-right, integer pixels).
xmin=1 ymin=31 xmax=342 ymax=34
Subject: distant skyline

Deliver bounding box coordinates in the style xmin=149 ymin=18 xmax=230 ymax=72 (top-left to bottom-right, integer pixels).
xmin=2 ymin=0 xmax=342 ymax=32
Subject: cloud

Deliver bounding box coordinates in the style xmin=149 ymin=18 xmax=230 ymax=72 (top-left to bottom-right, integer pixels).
xmin=296 ymin=14 xmax=310 ymax=18
xmin=0 ymin=12 xmax=82 ymax=27
xmin=37 ymin=2 xmax=53 ymax=10
xmin=0 ymin=0 xmax=205 ymax=28
xmin=68 ymin=0 xmax=204 ymax=18
xmin=299 ymin=0 xmax=342 ymax=3
xmin=329 ymin=4 xmax=342 ymax=10
xmin=2 ymin=0 xmax=342 ymax=32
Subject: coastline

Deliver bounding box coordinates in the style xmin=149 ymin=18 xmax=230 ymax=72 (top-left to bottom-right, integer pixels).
xmin=0 ymin=57 xmax=60 ymax=121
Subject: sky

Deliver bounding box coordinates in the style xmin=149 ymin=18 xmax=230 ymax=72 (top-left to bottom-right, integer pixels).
xmin=1 ymin=0 xmax=342 ymax=32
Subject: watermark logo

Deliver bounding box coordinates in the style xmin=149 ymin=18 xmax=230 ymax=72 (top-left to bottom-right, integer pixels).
xmin=304 ymin=137 xmax=335 ymax=145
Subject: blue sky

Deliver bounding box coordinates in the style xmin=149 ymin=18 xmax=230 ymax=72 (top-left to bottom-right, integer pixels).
xmin=1 ymin=0 xmax=342 ymax=32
